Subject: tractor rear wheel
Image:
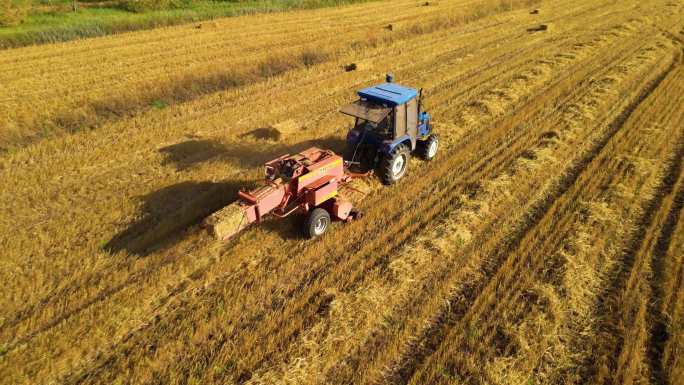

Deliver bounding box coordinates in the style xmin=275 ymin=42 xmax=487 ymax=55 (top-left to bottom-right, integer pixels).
xmin=380 ymin=144 xmax=410 ymax=185
xmin=417 ymin=134 xmax=439 ymax=161
xmin=304 ymin=208 xmax=331 ymax=238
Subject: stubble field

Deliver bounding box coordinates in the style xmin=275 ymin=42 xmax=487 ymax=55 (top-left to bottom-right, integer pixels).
xmin=1 ymin=0 xmax=684 ymax=384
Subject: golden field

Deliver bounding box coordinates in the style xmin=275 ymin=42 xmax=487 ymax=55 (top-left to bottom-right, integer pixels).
xmin=1 ymin=0 xmax=684 ymax=384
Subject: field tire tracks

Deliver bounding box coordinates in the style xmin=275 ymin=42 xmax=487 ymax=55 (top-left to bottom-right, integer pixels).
xmin=385 ymin=46 xmax=680 ymax=385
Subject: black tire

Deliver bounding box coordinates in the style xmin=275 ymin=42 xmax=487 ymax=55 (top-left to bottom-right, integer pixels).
xmin=304 ymin=208 xmax=331 ymax=238
xmin=417 ymin=134 xmax=439 ymax=161
xmin=379 ymin=144 xmax=410 ymax=185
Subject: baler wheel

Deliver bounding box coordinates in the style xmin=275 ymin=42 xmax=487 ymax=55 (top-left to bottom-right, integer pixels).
xmin=305 ymin=208 xmax=331 ymax=238
xmin=380 ymin=144 xmax=410 ymax=185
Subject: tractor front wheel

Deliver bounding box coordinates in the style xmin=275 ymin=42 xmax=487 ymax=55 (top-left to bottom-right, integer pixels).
xmin=304 ymin=208 xmax=331 ymax=238
xmin=417 ymin=134 xmax=439 ymax=161
xmin=380 ymin=144 xmax=410 ymax=185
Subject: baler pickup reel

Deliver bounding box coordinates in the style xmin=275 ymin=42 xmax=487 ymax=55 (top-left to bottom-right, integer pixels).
xmin=204 ymin=147 xmax=368 ymax=241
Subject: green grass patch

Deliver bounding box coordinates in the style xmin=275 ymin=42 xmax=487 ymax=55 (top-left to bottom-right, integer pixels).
xmin=0 ymin=0 xmax=377 ymax=49
xmin=150 ymin=99 xmax=168 ymax=109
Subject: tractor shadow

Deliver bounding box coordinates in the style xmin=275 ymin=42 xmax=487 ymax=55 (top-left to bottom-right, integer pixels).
xmin=160 ymin=135 xmax=347 ymax=170
xmin=159 ymin=139 xmax=230 ymax=170
xmin=241 ymin=127 xmax=282 ymax=141
xmin=103 ymin=180 xmax=246 ymax=256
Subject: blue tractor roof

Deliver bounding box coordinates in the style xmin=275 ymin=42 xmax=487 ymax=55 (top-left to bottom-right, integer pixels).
xmin=358 ymin=83 xmax=418 ymax=106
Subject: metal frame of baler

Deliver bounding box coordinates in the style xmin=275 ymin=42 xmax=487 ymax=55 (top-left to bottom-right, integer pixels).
xmin=234 ymin=148 xmax=359 ymax=225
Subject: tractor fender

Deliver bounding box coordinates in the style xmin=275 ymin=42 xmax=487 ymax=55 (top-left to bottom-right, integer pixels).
xmin=418 ymin=122 xmax=432 ymax=138
xmin=382 ymin=135 xmax=413 ymax=154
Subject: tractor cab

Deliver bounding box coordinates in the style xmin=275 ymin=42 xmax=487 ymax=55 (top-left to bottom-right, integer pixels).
xmin=340 ymin=74 xmax=438 ymax=185
xmin=348 ymin=100 xmax=392 ymax=138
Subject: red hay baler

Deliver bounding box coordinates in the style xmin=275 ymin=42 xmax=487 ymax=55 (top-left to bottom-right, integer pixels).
xmin=204 ymin=147 xmax=366 ymax=240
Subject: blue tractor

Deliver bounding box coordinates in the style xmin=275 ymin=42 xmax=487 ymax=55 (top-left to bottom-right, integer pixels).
xmin=340 ymin=74 xmax=439 ymax=184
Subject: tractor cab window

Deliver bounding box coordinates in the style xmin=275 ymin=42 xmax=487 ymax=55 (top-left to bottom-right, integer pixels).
xmin=341 ymin=99 xmax=393 ymax=138
xmin=355 ymin=115 xmax=392 ymax=137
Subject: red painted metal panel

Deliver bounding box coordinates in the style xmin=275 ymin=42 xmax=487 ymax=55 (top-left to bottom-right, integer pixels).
xmin=245 ymin=204 xmax=258 ymax=223
xmin=332 ymin=199 xmax=353 ymax=221
xmin=305 ymin=180 xmax=338 ymax=206
xmin=251 ymin=185 xmax=286 ymax=221
xmin=297 ymin=155 xmax=344 ymax=192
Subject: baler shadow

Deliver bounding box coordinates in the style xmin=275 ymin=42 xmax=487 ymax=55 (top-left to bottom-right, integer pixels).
xmin=258 ymin=213 xmax=352 ymax=241
xmin=120 ymin=135 xmax=348 ymax=249
xmin=104 ymin=180 xmax=246 ymax=256
xmin=262 ymin=216 xmax=356 ymax=241
xmin=160 ymin=136 xmax=347 ymax=170
xmin=259 ymin=215 xmax=305 ymax=240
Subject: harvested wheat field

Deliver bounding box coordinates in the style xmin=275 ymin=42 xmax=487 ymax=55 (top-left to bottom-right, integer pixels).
xmin=2 ymin=0 xmax=684 ymax=384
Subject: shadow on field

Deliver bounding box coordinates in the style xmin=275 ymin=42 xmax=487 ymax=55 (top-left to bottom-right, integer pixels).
xmin=108 ymin=135 xmax=348 ymax=255
xmin=241 ymin=127 xmax=283 ymax=141
xmin=104 ymin=180 xmax=246 ymax=256
xmin=159 ymin=136 xmax=347 ymax=170
xmin=160 ymin=139 xmax=230 ymax=170
xmin=527 ymin=24 xmax=549 ymax=32
xmin=259 ymin=215 xmax=306 ymax=240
